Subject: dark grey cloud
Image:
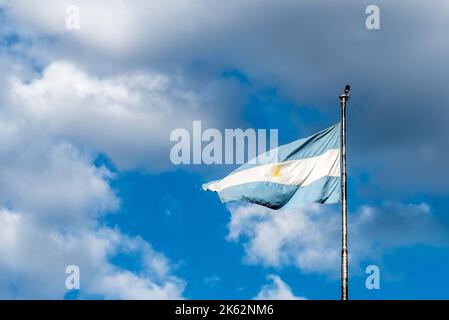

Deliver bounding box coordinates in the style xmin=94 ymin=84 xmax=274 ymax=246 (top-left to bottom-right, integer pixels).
xmin=2 ymin=0 xmax=448 ymax=195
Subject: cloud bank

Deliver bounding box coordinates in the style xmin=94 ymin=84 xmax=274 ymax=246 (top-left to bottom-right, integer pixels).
xmin=254 ymin=275 xmax=305 ymax=300
xmin=227 ymin=202 xmax=449 ymax=275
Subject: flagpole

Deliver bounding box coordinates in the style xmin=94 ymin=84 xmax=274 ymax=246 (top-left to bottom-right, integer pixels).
xmin=340 ymin=84 xmax=350 ymax=300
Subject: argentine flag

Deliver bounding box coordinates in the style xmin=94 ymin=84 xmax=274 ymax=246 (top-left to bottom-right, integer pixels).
xmin=203 ymin=123 xmax=341 ymax=209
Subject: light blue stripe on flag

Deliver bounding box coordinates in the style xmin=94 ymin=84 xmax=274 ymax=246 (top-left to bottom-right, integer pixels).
xmin=203 ymin=123 xmax=341 ymax=210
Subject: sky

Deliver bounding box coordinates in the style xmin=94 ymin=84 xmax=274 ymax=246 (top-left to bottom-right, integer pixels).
xmin=0 ymin=0 xmax=448 ymax=299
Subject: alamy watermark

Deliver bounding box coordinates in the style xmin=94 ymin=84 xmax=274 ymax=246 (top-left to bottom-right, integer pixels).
xmin=365 ymin=264 xmax=380 ymax=290
xmin=65 ymin=265 xmax=80 ymax=290
xmin=365 ymin=5 xmax=381 ymax=30
xmin=170 ymin=121 xmax=278 ymax=165
xmin=65 ymin=5 xmax=81 ymax=30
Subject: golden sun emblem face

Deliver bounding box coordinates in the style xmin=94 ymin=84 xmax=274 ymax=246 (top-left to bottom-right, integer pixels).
xmin=271 ymin=164 xmax=282 ymax=177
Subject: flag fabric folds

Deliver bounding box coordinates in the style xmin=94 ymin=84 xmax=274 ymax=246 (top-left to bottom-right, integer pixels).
xmin=203 ymin=123 xmax=341 ymax=209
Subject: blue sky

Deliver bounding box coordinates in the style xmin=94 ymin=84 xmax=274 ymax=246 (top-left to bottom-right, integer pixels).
xmin=0 ymin=0 xmax=448 ymax=299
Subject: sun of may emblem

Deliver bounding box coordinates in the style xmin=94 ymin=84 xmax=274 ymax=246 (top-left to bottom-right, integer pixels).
xmin=271 ymin=164 xmax=282 ymax=177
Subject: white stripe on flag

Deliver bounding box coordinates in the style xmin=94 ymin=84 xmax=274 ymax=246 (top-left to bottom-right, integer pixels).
xmin=205 ymin=148 xmax=340 ymax=192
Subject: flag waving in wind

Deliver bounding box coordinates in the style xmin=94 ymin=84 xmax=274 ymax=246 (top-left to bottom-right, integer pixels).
xmin=203 ymin=123 xmax=341 ymax=209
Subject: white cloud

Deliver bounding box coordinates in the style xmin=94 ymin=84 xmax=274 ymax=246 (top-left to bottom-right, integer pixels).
xmin=227 ymin=202 xmax=448 ymax=276
xmin=1 ymin=0 xmax=202 ymax=54
xmin=0 ymin=142 xmax=118 ymax=228
xmin=5 ymin=61 xmax=224 ymax=171
xmin=0 ymin=58 xmax=187 ymax=298
xmin=96 ymin=271 xmax=183 ymax=300
xmin=254 ymin=275 xmax=305 ymax=300
xmin=0 ymin=209 xmax=184 ymax=299
xmin=227 ymin=204 xmax=340 ymax=273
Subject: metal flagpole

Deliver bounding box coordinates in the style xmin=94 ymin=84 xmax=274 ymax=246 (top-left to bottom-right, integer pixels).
xmin=339 ymin=84 xmax=350 ymax=300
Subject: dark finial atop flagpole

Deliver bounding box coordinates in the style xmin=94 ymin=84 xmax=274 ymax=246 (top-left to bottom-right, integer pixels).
xmin=339 ymin=84 xmax=349 ymax=300
xmin=341 ymin=84 xmax=351 ymax=99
